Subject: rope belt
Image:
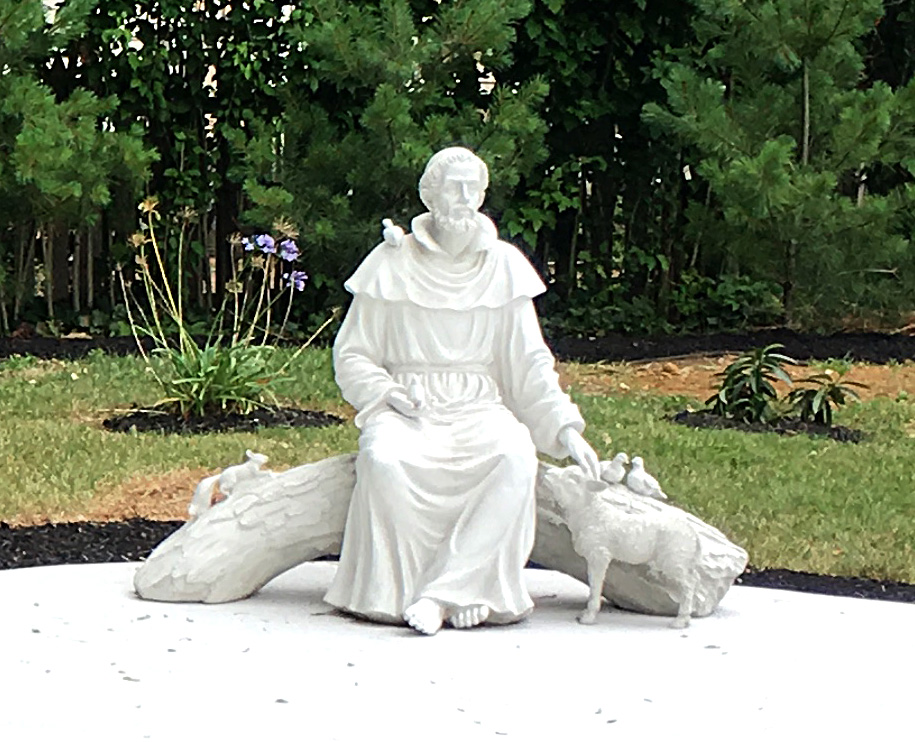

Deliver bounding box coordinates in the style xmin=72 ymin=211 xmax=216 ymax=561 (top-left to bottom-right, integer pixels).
xmin=387 ymin=363 xmax=493 ymax=375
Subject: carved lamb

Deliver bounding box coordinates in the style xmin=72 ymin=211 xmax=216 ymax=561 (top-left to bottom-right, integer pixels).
xmin=545 ymin=466 xmax=702 ymax=628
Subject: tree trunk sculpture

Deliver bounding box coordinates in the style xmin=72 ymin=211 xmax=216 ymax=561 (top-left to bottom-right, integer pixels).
xmin=134 ymin=454 xmax=748 ymax=618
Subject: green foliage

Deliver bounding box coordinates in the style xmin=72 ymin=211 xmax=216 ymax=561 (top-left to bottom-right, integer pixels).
xmin=0 ymin=0 xmax=152 ymax=215
xmin=670 ymin=272 xmax=783 ymax=332
xmin=504 ymin=0 xmax=702 ymax=335
xmin=152 ymin=341 xmax=278 ymax=418
xmin=786 ymin=370 xmax=867 ymax=426
xmin=0 ymin=0 xmax=152 ymax=332
xmin=706 ymin=343 xmax=866 ymax=425
xmin=644 ymin=0 xmax=915 ymax=328
xmin=122 ymin=200 xmax=332 ymax=417
xmin=706 ymin=343 xmax=796 ymax=422
xmin=240 ymin=0 xmax=550 ymax=314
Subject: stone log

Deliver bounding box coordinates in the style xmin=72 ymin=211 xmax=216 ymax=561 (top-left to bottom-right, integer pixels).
xmin=134 ymin=455 xmax=748 ymax=617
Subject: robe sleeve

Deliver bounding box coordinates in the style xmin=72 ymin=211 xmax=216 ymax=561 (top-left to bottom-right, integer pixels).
xmin=333 ymin=294 xmax=401 ymax=428
xmin=497 ymin=298 xmax=585 ymax=459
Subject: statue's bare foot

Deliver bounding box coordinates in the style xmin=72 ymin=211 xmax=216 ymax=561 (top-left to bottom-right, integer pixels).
xmin=447 ymin=605 xmax=490 ymax=629
xmin=577 ymin=609 xmax=598 ymax=625
xmin=403 ymin=598 xmax=445 ymax=635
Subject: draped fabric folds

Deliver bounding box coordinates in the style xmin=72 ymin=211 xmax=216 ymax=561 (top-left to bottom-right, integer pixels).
xmin=324 ymin=214 xmax=585 ymax=624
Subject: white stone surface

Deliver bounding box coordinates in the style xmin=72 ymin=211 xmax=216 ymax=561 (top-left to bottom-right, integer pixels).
xmin=3 ymin=561 xmax=913 ymax=740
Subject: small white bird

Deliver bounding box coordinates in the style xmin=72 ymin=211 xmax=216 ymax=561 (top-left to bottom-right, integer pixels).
xmin=600 ymin=452 xmax=630 ymax=484
xmin=218 ymin=450 xmax=269 ymax=494
xmin=624 ymin=456 xmax=668 ymax=500
xmin=407 ymin=377 xmax=425 ymax=409
xmin=382 ymin=218 xmax=405 ymax=247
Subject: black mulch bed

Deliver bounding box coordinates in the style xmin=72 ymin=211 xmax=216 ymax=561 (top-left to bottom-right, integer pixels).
xmin=102 ymin=406 xmax=344 ymax=435
xmin=2 ymin=519 xmax=913 ymax=605
xmin=548 ymin=328 xmax=915 ymax=365
xmin=4 ymin=326 xmax=915 ymax=365
xmin=670 ymin=410 xmax=866 ymax=443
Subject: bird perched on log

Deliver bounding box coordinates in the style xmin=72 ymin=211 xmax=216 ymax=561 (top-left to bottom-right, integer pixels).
xmin=624 ymin=456 xmax=667 ymax=500
xmin=600 ymin=452 xmax=629 ymax=484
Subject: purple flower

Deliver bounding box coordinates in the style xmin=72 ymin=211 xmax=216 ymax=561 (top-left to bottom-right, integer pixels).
xmin=279 ymin=239 xmax=300 ymax=262
xmin=284 ymin=270 xmax=308 ymax=292
xmin=242 ymin=236 xmax=255 ymax=252
xmin=255 ymin=234 xmax=276 ymax=254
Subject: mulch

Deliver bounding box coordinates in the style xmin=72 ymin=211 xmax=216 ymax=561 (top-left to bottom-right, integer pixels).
xmin=669 ymin=410 xmax=866 ymax=443
xmin=4 ymin=327 xmax=915 ymax=365
xmin=548 ymin=328 xmax=915 ymax=365
xmin=102 ymin=406 xmax=344 ymax=435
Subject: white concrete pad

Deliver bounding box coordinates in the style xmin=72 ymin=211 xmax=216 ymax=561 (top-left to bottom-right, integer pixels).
xmin=2 ymin=562 xmax=912 ymax=741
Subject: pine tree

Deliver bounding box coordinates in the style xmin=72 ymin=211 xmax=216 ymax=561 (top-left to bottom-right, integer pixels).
xmin=0 ymin=0 xmax=151 ymax=327
xmin=644 ymin=0 xmax=915 ymax=327
xmin=237 ymin=0 xmax=549 ymax=314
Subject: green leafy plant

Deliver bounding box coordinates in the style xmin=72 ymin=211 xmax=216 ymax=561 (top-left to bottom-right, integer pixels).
xmin=121 ymin=198 xmax=335 ymax=418
xmin=705 ymin=344 xmax=797 ymax=423
xmin=786 ymin=371 xmax=868 ymax=426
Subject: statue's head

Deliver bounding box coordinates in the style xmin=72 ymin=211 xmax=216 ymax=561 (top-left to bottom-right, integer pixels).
xmin=419 ymin=147 xmax=489 ymax=234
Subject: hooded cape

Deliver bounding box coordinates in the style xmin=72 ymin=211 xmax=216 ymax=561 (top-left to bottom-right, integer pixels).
xmin=344 ymin=212 xmax=546 ymax=310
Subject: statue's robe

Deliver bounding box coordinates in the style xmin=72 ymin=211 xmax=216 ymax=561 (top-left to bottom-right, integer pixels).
xmin=324 ymin=212 xmax=585 ymax=624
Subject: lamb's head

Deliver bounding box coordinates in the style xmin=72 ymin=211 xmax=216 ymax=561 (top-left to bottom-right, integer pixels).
xmin=548 ymin=465 xmax=609 ymax=512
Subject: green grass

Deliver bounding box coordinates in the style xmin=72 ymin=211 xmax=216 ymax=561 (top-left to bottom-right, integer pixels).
xmin=1 ymin=350 xmax=913 ymax=583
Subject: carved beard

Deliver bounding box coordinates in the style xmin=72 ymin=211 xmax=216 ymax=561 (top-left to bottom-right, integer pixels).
xmin=430 ymin=207 xmax=476 ymax=235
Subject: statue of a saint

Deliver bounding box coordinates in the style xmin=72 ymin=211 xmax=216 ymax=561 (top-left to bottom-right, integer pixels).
xmin=324 ymin=147 xmax=600 ymax=635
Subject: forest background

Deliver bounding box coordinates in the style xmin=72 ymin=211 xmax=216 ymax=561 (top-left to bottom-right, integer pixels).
xmin=1 ymin=0 xmax=914 ymax=341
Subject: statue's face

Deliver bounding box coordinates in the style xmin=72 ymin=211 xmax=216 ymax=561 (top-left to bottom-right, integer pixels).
xmin=430 ymin=160 xmax=485 ymax=234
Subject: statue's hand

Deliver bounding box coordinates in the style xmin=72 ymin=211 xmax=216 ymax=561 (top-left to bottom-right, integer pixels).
xmin=558 ymin=426 xmax=600 ymax=480
xmin=385 ymin=388 xmax=422 ymax=419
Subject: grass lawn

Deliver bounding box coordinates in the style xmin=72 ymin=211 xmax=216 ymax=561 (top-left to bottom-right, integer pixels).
xmin=1 ymin=348 xmax=913 ymax=583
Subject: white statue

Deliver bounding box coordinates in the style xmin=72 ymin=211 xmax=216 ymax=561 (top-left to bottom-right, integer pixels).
xmin=545 ymin=466 xmax=701 ymax=628
xmin=323 ymin=147 xmax=601 ymax=635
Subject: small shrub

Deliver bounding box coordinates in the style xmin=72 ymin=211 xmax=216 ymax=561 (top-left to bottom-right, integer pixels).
xmin=705 ymin=344 xmax=796 ymax=423
xmin=121 ymin=198 xmax=335 ymax=417
xmin=786 ymin=371 xmax=867 ymax=427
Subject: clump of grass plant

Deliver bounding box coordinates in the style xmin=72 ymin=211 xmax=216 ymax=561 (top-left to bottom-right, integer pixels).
xmin=122 ymin=198 xmax=335 ymax=417
xmin=786 ymin=369 xmax=867 ymax=426
xmin=705 ymin=343 xmax=796 ymax=423
xmin=705 ymin=344 xmax=866 ymax=426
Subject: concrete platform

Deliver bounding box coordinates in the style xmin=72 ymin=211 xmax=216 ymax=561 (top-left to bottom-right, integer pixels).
xmin=2 ymin=562 xmax=912 ymax=740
